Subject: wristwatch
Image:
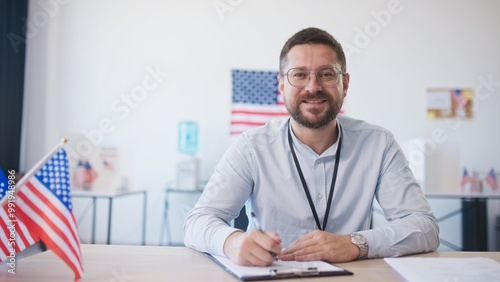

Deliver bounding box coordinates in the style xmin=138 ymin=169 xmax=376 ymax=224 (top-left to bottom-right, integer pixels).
xmin=350 ymin=233 xmax=369 ymax=259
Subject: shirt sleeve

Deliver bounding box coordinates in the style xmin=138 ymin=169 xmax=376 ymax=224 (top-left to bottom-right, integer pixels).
xmin=183 ymin=135 xmax=254 ymax=256
xmin=360 ymin=136 xmax=440 ymax=258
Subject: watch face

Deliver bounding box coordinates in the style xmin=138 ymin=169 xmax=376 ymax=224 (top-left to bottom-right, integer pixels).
xmin=351 ymin=233 xmax=368 ymax=259
xmin=353 ymin=233 xmax=367 ymax=245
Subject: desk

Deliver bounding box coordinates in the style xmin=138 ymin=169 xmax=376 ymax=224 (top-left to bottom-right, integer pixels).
xmin=426 ymin=192 xmax=500 ymax=251
xmin=1 ymin=244 xmax=499 ymax=281
xmin=72 ymin=190 xmax=148 ymax=245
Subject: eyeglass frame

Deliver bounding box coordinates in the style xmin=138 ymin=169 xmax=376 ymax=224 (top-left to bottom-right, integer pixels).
xmin=281 ymin=66 xmax=346 ymax=87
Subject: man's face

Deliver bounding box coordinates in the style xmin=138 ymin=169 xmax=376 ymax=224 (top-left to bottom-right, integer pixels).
xmin=278 ymin=44 xmax=349 ymax=129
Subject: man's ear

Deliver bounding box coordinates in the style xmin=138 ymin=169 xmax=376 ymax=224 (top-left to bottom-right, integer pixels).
xmin=278 ymin=75 xmax=285 ymax=98
xmin=342 ymin=73 xmax=350 ymax=98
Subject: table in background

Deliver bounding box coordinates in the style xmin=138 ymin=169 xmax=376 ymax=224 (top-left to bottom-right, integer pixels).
xmin=1 ymin=244 xmax=499 ymax=281
xmin=426 ymin=192 xmax=500 ymax=251
xmin=160 ymin=188 xmax=203 ymax=245
xmin=73 ymin=190 xmax=148 ymax=245
xmin=160 ymin=187 xmax=249 ymax=246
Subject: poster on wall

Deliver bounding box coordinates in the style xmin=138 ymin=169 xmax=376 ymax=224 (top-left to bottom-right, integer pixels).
xmin=426 ymin=88 xmax=473 ymax=119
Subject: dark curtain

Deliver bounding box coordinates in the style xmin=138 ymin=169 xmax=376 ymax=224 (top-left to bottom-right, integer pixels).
xmin=0 ymin=0 xmax=28 ymax=172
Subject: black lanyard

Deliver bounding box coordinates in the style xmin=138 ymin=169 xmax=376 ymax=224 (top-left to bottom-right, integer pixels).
xmin=287 ymin=122 xmax=342 ymax=231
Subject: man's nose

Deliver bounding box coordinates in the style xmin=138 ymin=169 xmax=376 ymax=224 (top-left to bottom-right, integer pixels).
xmin=304 ymin=73 xmax=323 ymax=93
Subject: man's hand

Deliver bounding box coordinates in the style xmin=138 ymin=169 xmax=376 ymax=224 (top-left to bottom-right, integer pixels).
xmin=223 ymin=229 xmax=282 ymax=266
xmin=279 ymin=230 xmax=359 ymax=263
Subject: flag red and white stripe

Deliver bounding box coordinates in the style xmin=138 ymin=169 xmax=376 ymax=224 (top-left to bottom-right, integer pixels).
xmin=16 ymin=177 xmax=83 ymax=278
xmin=0 ymin=205 xmax=37 ymax=260
xmin=0 ymin=168 xmax=38 ymax=263
xmin=231 ymin=102 xmax=289 ymax=134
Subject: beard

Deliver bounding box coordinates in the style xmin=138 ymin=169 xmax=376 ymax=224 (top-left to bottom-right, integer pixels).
xmin=285 ymin=91 xmax=342 ymax=129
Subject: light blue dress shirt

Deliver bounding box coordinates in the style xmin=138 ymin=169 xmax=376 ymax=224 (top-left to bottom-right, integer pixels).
xmin=184 ymin=115 xmax=439 ymax=258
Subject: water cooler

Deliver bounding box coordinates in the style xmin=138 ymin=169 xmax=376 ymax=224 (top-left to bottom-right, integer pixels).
xmin=175 ymin=121 xmax=199 ymax=190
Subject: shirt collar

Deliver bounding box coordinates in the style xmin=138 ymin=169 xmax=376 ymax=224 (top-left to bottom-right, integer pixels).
xmin=287 ymin=118 xmax=342 ymax=158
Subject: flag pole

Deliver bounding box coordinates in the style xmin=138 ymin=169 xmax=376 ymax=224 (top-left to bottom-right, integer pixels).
xmin=0 ymin=138 xmax=67 ymax=207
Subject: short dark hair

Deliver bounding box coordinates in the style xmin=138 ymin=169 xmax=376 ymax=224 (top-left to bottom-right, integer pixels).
xmin=279 ymin=27 xmax=347 ymax=75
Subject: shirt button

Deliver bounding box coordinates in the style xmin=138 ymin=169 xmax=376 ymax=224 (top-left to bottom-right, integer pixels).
xmin=318 ymin=193 xmax=323 ymax=199
xmin=315 ymin=159 xmax=321 ymax=164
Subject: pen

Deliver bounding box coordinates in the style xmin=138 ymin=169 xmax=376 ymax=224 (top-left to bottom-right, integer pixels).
xmin=250 ymin=212 xmax=279 ymax=261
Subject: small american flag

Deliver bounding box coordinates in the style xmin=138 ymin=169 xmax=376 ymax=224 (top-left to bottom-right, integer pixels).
xmin=230 ymin=69 xmax=289 ymax=134
xmin=485 ymin=168 xmax=498 ymax=191
xmin=461 ymin=168 xmax=475 ymax=192
xmin=1 ymin=149 xmax=84 ymax=280
xmin=83 ymin=160 xmax=98 ymax=185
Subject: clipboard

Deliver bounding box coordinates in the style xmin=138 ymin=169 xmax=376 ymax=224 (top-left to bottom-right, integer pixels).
xmin=206 ymin=253 xmax=353 ymax=281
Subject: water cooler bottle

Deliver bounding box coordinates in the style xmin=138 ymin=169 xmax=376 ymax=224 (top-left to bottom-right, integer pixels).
xmin=175 ymin=121 xmax=199 ymax=190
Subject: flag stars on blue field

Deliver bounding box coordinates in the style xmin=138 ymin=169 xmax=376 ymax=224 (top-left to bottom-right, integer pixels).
xmin=0 ymin=182 xmax=5 ymax=198
xmin=35 ymin=150 xmax=73 ymax=210
xmin=232 ymin=70 xmax=279 ymax=105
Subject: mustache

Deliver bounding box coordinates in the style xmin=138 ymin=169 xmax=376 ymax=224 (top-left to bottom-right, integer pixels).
xmin=301 ymin=91 xmax=330 ymax=100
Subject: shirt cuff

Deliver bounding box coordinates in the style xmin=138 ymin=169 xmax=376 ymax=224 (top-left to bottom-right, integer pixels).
xmin=211 ymin=227 xmax=242 ymax=257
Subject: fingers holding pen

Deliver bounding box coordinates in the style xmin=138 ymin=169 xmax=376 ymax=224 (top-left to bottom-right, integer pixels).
xmin=257 ymin=230 xmax=282 ymax=256
xmin=224 ymin=230 xmax=282 ymax=266
xmin=249 ymin=212 xmax=282 ymax=261
xmin=264 ymin=231 xmax=282 ymax=245
xmin=250 ymin=229 xmax=282 ymax=262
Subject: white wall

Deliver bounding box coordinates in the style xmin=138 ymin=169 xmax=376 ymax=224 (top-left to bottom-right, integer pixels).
xmin=21 ymin=0 xmax=500 ymax=246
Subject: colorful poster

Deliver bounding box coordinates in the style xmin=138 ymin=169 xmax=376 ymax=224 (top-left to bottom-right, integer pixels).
xmin=427 ymin=88 xmax=473 ymax=119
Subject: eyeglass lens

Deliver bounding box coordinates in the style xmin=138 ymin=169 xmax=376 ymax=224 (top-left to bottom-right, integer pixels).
xmin=287 ymin=67 xmax=340 ymax=87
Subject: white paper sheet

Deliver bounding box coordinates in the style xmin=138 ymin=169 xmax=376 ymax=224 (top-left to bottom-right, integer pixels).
xmin=385 ymin=257 xmax=500 ymax=282
xmin=427 ymin=90 xmax=452 ymax=110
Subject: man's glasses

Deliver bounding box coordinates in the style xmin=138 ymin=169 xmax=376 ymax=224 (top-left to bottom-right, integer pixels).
xmin=283 ymin=67 xmax=345 ymax=87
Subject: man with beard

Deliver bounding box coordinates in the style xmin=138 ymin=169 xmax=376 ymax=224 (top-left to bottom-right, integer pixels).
xmin=184 ymin=27 xmax=439 ymax=266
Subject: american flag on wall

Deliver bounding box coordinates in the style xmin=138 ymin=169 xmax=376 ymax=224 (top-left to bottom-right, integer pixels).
xmin=0 ymin=149 xmax=83 ymax=280
xmin=230 ymin=69 xmax=289 ymax=135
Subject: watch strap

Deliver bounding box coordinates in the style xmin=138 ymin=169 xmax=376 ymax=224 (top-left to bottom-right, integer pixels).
xmin=350 ymin=233 xmax=368 ymax=259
